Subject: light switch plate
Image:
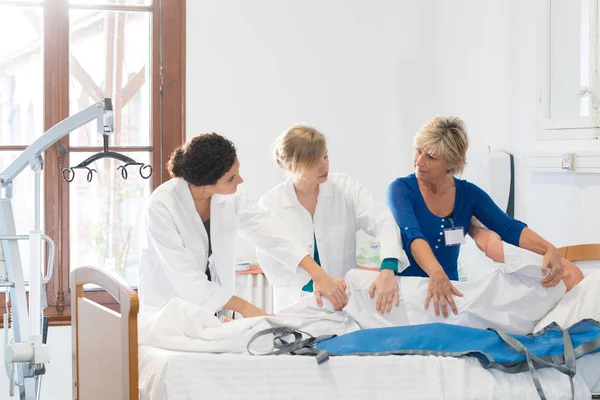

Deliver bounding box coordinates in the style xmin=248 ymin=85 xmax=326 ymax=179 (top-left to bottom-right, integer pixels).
xmin=561 ymin=153 xmax=574 ymax=170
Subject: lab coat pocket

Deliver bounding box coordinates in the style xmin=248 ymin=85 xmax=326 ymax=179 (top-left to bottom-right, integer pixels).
xmin=327 ymin=224 xmax=349 ymax=260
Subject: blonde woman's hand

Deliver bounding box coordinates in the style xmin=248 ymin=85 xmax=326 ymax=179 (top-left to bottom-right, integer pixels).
xmin=424 ymin=270 xmax=463 ymax=318
xmin=313 ymin=273 xmax=348 ymax=310
xmin=541 ymin=246 xmax=564 ymax=288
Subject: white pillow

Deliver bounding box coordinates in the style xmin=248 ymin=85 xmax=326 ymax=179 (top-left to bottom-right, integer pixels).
xmin=534 ymin=270 xmax=600 ymax=331
xmin=574 ymin=260 xmax=600 ymax=278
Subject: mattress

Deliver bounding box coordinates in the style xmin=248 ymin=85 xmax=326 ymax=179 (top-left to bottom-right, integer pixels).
xmin=139 ymin=345 xmax=592 ymax=400
xmin=577 ymin=352 xmax=600 ymax=394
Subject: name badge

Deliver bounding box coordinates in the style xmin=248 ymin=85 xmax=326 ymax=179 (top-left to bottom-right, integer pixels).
xmin=444 ymin=227 xmax=465 ymax=247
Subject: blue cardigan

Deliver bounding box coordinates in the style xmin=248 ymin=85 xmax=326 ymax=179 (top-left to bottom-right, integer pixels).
xmin=386 ymin=174 xmax=527 ymax=280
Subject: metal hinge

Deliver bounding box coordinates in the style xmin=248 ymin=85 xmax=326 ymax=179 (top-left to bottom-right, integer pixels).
xmin=160 ymin=64 xmax=164 ymax=94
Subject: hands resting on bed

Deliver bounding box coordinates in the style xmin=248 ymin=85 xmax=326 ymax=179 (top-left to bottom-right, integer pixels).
xmin=369 ymin=269 xmax=400 ymax=314
xmin=367 ymin=262 xmax=463 ymax=317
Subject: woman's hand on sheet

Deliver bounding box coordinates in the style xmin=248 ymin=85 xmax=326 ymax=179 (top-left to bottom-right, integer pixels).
xmin=219 ymin=315 xmax=233 ymax=323
xmin=369 ymin=269 xmax=399 ymax=314
xmin=424 ymin=270 xmax=463 ymax=318
xmin=314 ymin=273 xmax=348 ymax=311
xmin=541 ymin=246 xmax=564 ymax=288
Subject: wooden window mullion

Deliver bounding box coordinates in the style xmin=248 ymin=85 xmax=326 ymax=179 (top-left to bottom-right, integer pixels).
xmin=43 ymin=0 xmax=71 ymax=320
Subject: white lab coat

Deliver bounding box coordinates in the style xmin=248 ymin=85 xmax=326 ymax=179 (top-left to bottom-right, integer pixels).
xmin=257 ymin=173 xmax=409 ymax=312
xmin=138 ymin=178 xmax=309 ymax=315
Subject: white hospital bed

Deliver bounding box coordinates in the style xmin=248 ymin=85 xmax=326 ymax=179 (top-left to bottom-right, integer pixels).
xmin=71 ymin=244 xmax=600 ymax=400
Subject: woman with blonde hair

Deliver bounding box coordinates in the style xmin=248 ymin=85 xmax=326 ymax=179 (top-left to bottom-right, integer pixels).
xmin=257 ymin=124 xmax=409 ymax=313
xmin=385 ymin=116 xmax=564 ymax=318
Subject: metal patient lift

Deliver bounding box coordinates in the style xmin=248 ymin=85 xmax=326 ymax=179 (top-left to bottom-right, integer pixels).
xmin=0 ymin=98 xmax=151 ymax=399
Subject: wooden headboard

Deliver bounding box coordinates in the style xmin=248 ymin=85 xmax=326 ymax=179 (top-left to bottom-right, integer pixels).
xmin=71 ymin=266 xmax=139 ymax=400
xmin=558 ymin=244 xmax=600 ymax=262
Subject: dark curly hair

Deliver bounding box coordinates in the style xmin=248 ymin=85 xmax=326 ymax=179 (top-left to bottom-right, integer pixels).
xmin=167 ymin=133 xmax=237 ymax=186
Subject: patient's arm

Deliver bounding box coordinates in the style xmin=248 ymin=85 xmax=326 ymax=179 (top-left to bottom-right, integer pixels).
xmin=470 ymin=222 xmax=505 ymax=263
xmin=467 ymin=216 xmax=486 ymax=238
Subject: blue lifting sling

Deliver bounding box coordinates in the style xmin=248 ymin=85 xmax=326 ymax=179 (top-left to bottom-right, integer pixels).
xmin=247 ymin=319 xmax=600 ymax=400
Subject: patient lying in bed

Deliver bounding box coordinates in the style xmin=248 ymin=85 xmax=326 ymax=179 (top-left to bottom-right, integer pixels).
xmin=139 ymin=234 xmax=584 ymax=354
xmin=278 ymin=235 xmax=584 ymax=336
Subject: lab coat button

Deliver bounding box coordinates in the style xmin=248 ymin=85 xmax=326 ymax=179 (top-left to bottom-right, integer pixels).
xmin=440 ymin=232 xmax=443 ymax=235
xmin=441 ymin=225 xmax=444 ymax=228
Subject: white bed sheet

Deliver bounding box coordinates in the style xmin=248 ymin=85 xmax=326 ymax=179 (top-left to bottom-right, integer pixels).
xmin=139 ymin=345 xmax=591 ymax=400
xmin=138 ymin=258 xmax=600 ymax=399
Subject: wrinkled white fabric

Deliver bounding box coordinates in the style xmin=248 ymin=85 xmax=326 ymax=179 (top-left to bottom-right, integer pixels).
xmin=141 ymin=245 xmax=567 ymax=354
xmin=138 ymin=297 xmax=357 ymax=354
xmin=400 ymin=244 xmax=566 ymax=335
xmin=280 ymin=244 xmax=565 ymax=335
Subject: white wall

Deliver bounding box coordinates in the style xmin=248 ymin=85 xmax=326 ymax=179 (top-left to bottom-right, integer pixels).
xmin=431 ymin=0 xmax=600 ymax=248
xmin=507 ymin=0 xmax=600 ymax=247
xmin=186 ymin=0 xmax=442 ymax=260
xmin=430 ymin=0 xmax=600 ymax=279
xmin=186 ymin=0 xmax=437 ymax=202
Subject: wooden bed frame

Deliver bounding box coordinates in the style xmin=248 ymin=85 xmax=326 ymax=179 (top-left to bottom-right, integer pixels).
xmin=71 ymin=266 xmax=139 ymax=400
xmin=559 ymin=244 xmax=600 ymax=262
xmin=70 ymin=244 xmax=600 ymax=399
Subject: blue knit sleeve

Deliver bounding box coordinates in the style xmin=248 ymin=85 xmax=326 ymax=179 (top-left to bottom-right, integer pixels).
xmin=467 ymin=182 xmax=527 ymax=246
xmin=386 ymin=178 xmax=426 ymax=246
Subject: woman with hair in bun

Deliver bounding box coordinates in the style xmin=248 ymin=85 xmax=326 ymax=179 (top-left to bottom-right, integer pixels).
xmin=138 ymin=133 xmax=347 ymax=319
xmin=257 ymin=124 xmax=409 ymax=313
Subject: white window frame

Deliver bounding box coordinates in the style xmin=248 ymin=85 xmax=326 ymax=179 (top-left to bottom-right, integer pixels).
xmin=536 ymin=0 xmax=600 ymax=141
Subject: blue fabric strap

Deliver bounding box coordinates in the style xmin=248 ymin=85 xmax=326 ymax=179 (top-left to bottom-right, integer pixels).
xmin=302 ymin=234 xmax=321 ymax=292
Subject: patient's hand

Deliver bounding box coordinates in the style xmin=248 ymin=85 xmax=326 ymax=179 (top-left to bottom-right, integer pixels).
xmin=369 ymin=269 xmax=399 ymax=314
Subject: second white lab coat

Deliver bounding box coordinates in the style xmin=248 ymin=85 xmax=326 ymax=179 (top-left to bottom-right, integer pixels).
xmin=138 ymin=178 xmax=308 ymax=315
xmin=257 ymin=173 xmax=409 ymax=312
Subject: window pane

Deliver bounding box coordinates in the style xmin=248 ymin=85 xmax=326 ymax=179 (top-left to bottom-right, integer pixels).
xmin=69 ymin=9 xmax=151 ymax=147
xmin=69 ymin=151 xmax=151 ymax=286
xmin=70 ymin=0 xmax=152 ymax=5
xmin=0 ymin=151 xmax=46 ymax=283
xmin=0 ymin=5 xmax=43 ymax=146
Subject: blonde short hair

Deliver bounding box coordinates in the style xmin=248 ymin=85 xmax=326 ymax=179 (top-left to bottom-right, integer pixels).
xmin=414 ymin=116 xmax=469 ymax=175
xmin=273 ymin=124 xmax=327 ymax=175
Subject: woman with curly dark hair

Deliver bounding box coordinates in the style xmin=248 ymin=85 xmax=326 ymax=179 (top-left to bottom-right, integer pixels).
xmin=138 ymin=133 xmax=347 ymax=319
